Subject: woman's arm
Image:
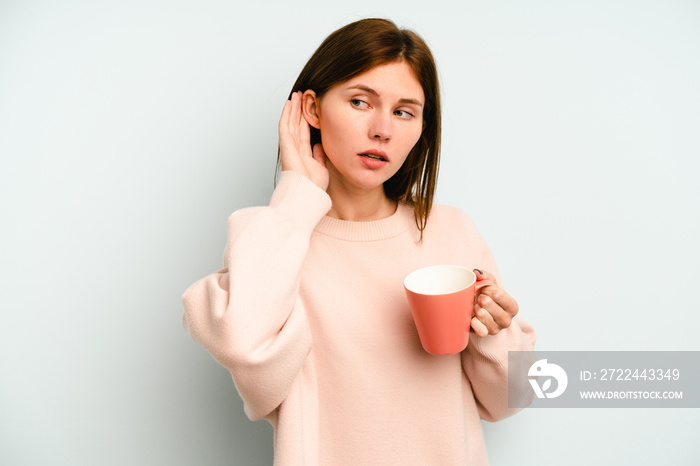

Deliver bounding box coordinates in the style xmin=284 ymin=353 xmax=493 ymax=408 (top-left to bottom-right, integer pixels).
xmin=182 ymin=92 xmax=331 ymax=421
xmin=462 ymin=315 xmax=537 ymax=422
xmin=460 ymin=224 xmax=537 ymax=422
xmin=182 ymin=171 xmax=331 ymax=421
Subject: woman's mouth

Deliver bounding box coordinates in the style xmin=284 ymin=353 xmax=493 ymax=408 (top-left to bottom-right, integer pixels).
xmin=360 ymin=153 xmax=387 ymax=161
xmin=358 ymin=151 xmax=389 ymax=169
xmin=359 ymin=149 xmax=389 ymax=161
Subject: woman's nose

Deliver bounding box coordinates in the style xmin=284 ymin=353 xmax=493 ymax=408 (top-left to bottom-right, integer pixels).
xmin=369 ymin=112 xmax=392 ymax=141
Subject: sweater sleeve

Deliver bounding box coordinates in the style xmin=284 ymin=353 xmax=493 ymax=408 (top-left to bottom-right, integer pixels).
xmin=459 ymin=215 xmax=537 ymax=422
xmin=181 ymin=171 xmax=332 ymax=421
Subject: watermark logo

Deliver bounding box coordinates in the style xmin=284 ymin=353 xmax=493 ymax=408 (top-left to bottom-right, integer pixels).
xmin=509 ymin=351 xmax=698 ymax=408
xmin=528 ymin=358 xmax=568 ymax=399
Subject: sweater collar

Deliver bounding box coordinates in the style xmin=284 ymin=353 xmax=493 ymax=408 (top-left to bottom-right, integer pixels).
xmin=314 ymin=203 xmax=415 ymax=242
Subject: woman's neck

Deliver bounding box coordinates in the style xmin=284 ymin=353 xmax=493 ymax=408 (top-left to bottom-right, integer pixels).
xmin=325 ymin=180 xmax=397 ymax=222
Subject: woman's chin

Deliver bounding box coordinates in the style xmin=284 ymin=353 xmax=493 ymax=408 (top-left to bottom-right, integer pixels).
xmin=331 ymin=170 xmax=393 ymax=193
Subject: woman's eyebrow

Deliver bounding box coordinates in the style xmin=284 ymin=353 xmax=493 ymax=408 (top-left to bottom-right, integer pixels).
xmin=347 ymin=84 xmax=424 ymax=107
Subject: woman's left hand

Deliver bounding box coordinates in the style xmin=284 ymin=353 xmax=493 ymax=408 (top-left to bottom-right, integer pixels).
xmin=470 ymin=269 xmax=519 ymax=337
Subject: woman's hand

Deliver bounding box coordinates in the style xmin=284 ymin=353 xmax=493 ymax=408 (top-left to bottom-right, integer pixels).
xmin=470 ymin=269 xmax=519 ymax=337
xmin=279 ymin=91 xmax=329 ymax=190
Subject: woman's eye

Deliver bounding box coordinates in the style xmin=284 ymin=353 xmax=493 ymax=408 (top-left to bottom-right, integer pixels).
xmin=395 ymin=110 xmax=414 ymax=119
xmin=351 ymin=99 xmax=368 ymax=108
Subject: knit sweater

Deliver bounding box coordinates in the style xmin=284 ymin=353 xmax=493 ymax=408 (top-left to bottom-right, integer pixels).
xmin=182 ymin=171 xmax=536 ymax=465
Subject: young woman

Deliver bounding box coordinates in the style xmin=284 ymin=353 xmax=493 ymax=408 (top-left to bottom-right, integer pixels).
xmin=182 ymin=18 xmax=536 ymax=465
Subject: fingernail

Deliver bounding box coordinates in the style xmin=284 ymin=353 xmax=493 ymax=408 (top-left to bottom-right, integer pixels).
xmin=474 ymin=268 xmax=483 ymax=276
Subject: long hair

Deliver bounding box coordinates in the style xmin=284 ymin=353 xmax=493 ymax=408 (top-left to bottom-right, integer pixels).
xmin=277 ymin=18 xmax=441 ymax=236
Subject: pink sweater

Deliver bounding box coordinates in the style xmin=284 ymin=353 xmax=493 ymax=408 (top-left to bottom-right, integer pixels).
xmin=182 ymin=171 xmax=536 ymax=465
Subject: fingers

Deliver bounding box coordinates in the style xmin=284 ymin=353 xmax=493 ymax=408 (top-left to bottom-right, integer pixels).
xmin=473 ymin=295 xmax=509 ymax=335
xmin=278 ymin=98 xmax=293 ymax=172
xmin=279 ymin=97 xmax=292 ymax=134
xmin=299 ymin=94 xmax=311 ymax=149
xmin=290 ymin=91 xmax=302 ymax=135
xmin=279 ymin=92 xmax=305 ymax=172
xmin=287 ymin=92 xmax=312 ymax=152
xmin=471 ymin=315 xmax=489 ymax=337
xmin=472 ymin=269 xmax=519 ymax=336
xmin=278 ymin=91 xmax=329 ymax=190
xmin=280 ymin=92 xmax=302 ymax=134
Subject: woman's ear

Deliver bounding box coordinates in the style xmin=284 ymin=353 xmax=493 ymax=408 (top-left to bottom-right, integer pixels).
xmin=302 ymin=90 xmax=321 ymax=129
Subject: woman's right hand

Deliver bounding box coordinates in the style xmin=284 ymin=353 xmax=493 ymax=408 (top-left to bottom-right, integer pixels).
xmin=278 ymin=91 xmax=329 ymax=191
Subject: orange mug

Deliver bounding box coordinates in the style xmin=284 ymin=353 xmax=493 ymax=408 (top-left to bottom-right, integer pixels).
xmin=404 ymin=265 xmax=493 ymax=355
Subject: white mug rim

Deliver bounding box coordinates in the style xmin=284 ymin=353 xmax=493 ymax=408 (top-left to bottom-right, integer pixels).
xmin=404 ymin=264 xmax=477 ymax=296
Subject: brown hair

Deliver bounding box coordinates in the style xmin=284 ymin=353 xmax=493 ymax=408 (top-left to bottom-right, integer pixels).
xmin=277 ymin=18 xmax=441 ymax=236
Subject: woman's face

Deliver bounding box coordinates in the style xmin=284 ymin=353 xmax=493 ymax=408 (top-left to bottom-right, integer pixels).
xmin=305 ymin=61 xmax=425 ymax=194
